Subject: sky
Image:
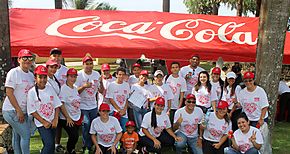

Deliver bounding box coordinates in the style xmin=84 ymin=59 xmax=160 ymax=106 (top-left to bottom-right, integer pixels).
xmin=11 ymin=0 xmax=243 ymax=16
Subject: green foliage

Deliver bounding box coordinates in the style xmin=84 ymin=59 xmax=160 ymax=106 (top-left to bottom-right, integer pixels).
xmin=63 ymin=0 xmax=117 ymax=10
xmin=225 ymin=0 xmax=256 ymax=16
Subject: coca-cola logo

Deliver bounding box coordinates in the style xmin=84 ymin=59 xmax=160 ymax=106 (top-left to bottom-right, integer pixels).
xmin=45 ymin=16 xmax=257 ymax=45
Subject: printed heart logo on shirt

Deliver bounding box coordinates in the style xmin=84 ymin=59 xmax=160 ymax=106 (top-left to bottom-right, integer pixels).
xmin=71 ymin=99 xmax=80 ymax=110
xmin=239 ymin=143 xmax=251 ymax=153
xmin=184 ymin=124 xmax=197 ymax=135
xmin=86 ymin=88 xmax=94 ymax=96
xmin=153 ymin=126 xmax=164 ymax=135
xmin=24 ymin=84 xmax=34 ymax=94
xmin=39 ymin=103 xmax=54 ymax=118
xmin=169 ymin=85 xmax=177 ymax=94
xmin=199 ymin=95 xmax=210 ymax=105
xmin=116 ymin=95 xmax=125 ymax=106
xmin=209 ymin=128 xmax=222 ymax=138
xmin=100 ymin=134 xmax=114 ymax=143
xmin=189 ymin=77 xmax=197 ymax=85
xmin=244 ymin=103 xmax=257 ymax=114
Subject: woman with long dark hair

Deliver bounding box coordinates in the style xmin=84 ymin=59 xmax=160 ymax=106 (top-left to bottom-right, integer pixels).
xmin=211 ymin=67 xmax=224 ymax=101
xmin=192 ymin=71 xmax=218 ymax=113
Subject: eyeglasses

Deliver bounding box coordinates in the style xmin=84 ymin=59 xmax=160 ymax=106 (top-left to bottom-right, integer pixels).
xmin=187 ymin=100 xmax=196 ymax=104
xmin=243 ymin=79 xmax=253 ymax=83
xmin=100 ymin=110 xmax=110 ymax=113
xmin=21 ymin=56 xmax=34 ymax=61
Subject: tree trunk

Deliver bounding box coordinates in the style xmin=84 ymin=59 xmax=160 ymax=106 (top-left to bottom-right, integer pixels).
xmin=256 ymin=0 xmax=262 ymax=17
xmin=163 ymin=0 xmax=170 ymax=12
xmin=255 ymin=0 xmax=290 ymax=153
xmin=236 ymin=0 xmax=243 ymax=16
xmin=212 ymin=2 xmax=219 ymax=15
xmin=55 ymin=0 xmax=62 ymax=9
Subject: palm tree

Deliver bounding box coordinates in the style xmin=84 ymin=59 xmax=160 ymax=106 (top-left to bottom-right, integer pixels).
xmin=63 ymin=0 xmax=116 ymax=10
xmin=163 ymin=0 xmax=170 ymax=12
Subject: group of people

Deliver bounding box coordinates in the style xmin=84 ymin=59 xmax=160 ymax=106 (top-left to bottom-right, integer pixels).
xmin=3 ymin=49 xmax=269 ymax=154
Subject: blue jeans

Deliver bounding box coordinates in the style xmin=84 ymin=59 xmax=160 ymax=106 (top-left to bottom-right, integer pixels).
xmin=120 ymin=117 xmax=128 ymax=132
xmin=3 ymin=110 xmax=30 ymax=154
xmin=132 ymin=105 xmax=149 ymax=130
xmin=38 ymin=126 xmax=56 ymax=154
xmin=175 ymin=131 xmax=203 ymax=154
xmin=81 ymin=107 xmax=98 ymax=150
xmin=224 ymin=147 xmax=259 ymax=154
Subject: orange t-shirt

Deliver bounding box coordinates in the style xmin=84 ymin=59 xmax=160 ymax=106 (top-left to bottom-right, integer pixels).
xmin=121 ymin=131 xmax=139 ymax=149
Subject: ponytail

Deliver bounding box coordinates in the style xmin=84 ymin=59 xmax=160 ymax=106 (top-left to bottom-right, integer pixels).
xmin=35 ymin=83 xmax=41 ymax=102
xmin=151 ymin=108 xmax=157 ymax=128
xmin=53 ymin=75 xmax=61 ymax=89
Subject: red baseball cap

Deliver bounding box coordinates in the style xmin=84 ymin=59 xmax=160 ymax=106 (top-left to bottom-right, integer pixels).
xmin=46 ymin=59 xmax=59 ymax=67
xmin=34 ymin=65 xmax=48 ymax=75
xmin=140 ymin=70 xmax=149 ymax=75
xmin=212 ymin=67 xmax=221 ymax=75
xmin=186 ymin=94 xmax=196 ymax=100
xmin=155 ymin=97 xmax=165 ymax=106
xmin=99 ymin=103 xmax=110 ymax=111
xmin=125 ymin=121 xmax=136 ymax=127
xmin=18 ymin=49 xmax=33 ymax=57
xmin=132 ymin=63 xmax=141 ymax=68
xmin=243 ymin=71 xmax=255 ymax=79
xmin=67 ymin=68 xmax=78 ymax=75
xmin=101 ymin=64 xmax=110 ymax=71
xmin=217 ymin=100 xmax=229 ymax=109
xmin=82 ymin=56 xmax=93 ymax=63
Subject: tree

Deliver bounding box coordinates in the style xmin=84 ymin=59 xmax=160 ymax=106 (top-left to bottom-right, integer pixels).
xmin=55 ymin=0 xmax=62 ymax=9
xmin=183 ymin=0 xmax=220 ymax=15
xmin=255 ymin=0 xmax=290 ymax=153
xmin=225 ymin=0 xmax=256 ymax=16
xmin=63 ymin=0 xmax=116 ymax=10
xmin=163 ymin=0 xmax=170 ymax=12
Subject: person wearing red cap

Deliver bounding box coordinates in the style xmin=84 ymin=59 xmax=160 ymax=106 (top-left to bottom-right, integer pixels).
xmin=129 ymin=70 xmax=151 ymax=130
xmin=98 ymin=63 xmax=116 ymax=105
xmin=106 ymin=67 xmax=131 ymax=131
xmin=2 ymin=49 xmax=35 ymax=153
xmin=179 ymin=54 xmax=205 ymax=97
xmin=201 ymin=100 xmax=232 ymax=154
xmin=58 ymin=68 xmax=82 ymax=154
xmin=211 ymin=67 xmax=225 ymax=103
xmin=75 ymin=54 xmax=104 ymax=152
xmin=173 ymin=94 xmax=203 ymax=154
xmin=90 ymin=103 xmax=122 ymax=154
xmin=121 ymin=121 xmax=139 ymax=154
xmin=139 ymin=97 xmax=182 ymax=154
xmin=237 ymin=72 xmax=269 ymax=128
xmin=192 ymin=71 xmax=218 ymax=114
xmin=128 ymin=63 xmax=142 ymax=86
xmin=46 ymin=59 xmax=61 ymax=96
xmin=49 ymin=48 xmax=68 ymax=87
xmin=27 ymin=65 xmax=62 ymax=154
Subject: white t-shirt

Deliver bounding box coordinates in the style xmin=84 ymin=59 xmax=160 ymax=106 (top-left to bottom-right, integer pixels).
xmin=174 ymin=107 xmax=203 ymax=138
xmin=192 ymin=85 xmax=218 ymax=108
xmin=211 ymin=81 xmax=223 ymax=100
xmin=54 ymin=64 xmax=68 ymax=86
xmin=106 ymin=81 xmax=130 ymax=118
xmin=128 ymin=75 xmax=139 ymax=87
xmin=27 ymin=86 xmax=62 ymax=127
xmin=3 ymin=67 xmax=34 ymax=113
xmin=98 ymin=76 xmax=116 ymax=108
xmin=203 ymin=112 xmax=232 ymax=142
xmin=179 ymin=65 xmax=205 ymax=96
xmin=238 ymin=86 xmax=269 ymax=121
xmin=278 ymin=81 xmax=290 ymax=95
xmin=147 ymin=84 xmax=174 ymax=114
xmin=233 ymin=126 xmax=263 ymax=153
xmin=222 ymin=85 xmax=242 ymax=110
xmin=139 ymin=111 xmax=171 ymax=137
xmin=47 ymin=76 xmax=61 ymax=96
xmin=76 ymin=70 xmax=101 ymax=110
xmin=165 ymin=75 xmax=187 ymax=109
xmin=89 ymin=116 xmax=122 ymax=147
xmin=59 ymin=84 xmax=81 ymax=121
xmin=130 ymin=84 xmax=151 ymax=108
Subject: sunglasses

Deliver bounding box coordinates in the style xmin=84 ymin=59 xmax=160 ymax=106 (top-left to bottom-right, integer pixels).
xmin=243 ymin=79 xmax=253 ymax=83
xmin=21 ymin=56 xmax=35 ymax=61
xmin=187 ymin=100 xmax=196 ymax=104
xmin=100 ymin=110 xmax=110 ymax=113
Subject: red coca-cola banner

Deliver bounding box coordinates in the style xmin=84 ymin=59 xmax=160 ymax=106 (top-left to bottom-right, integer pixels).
xmin=9 ymin=8 xmax=290 ymax=63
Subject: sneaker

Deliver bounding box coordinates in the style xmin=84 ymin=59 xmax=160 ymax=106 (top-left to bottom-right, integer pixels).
xmin=55 ymin=145 xmax=65 ymax=153
xmin=141 ymin=147 xmax=148 ymax=154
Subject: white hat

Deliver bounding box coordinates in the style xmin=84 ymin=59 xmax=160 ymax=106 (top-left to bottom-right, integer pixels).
xmin=226 ymin=71 xmax=236 ymax=79
xmin=154 ymin=70 xmax=164 ymax=77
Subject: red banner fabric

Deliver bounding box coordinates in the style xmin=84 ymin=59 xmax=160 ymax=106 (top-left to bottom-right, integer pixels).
xmin=9 ymin=8 xmax=290 ymax=63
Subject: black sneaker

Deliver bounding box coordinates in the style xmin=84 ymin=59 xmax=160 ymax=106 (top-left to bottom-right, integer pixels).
xmin=55 ymin=145 xmax=65 ymax=153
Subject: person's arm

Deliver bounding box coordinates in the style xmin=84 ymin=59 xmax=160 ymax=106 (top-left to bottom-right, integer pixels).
xmin=31 ymin=112 xmax=51 ymax=128
xmin=6 ymin=88 xmax=25 ymax=123
xmin=98 ymin=77 xmax=104 ymax=94
xmin=230 ymin=137 xmax=239 ymax=151
xmin=166 ymin=128 xmax=182 ymax=142
xmin=142 ymin=128 xmax=161 ymax=149
xmin=51 ymin=107 xmax=60 ymax=128
xmin=213 ymin=135 xmax=228 ymax=149
xmin=173 ymin=114 xmax=182 ymax=131
xmin=60 ymin=102 xmax=74 ymax=127
xmin=91 ymin=134 xmax=102 ymax=154
xmin=77 ymin=81 xmax=92 ymax=94
xmin=166 ymin=100 xmax=172 ymax=115
xmin=197 ymin=124 xmax=203 ymax=147
xmin=108 ymin=132 xmax=122 ymax=154
xmin=258 ymin=107 xmax=268 ymax=126
xmin=178 ymin=92 xmax=185 ymax=108
xmin=120 ymin=100 xmax=129 ymax=116
xmin=211 ymin=100 xmax=217 ymax=112
xmin=109 ymin=98 xmax=121 ymax=112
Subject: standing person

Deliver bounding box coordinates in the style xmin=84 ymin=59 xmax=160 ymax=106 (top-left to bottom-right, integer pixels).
xmin=2 ymin=49 xmax=35 ymax=154
xmin=225 ymin=113 xmax=263 ymax=154
xmin=278 ymin=79 xmax=290 ymax=122
xmin=59 ymin=68 xmax=82 ymax=154
xmin=121 ymin=121 xmax=139 ymax=154
xmin=128 ymin=63 xmax=142 ymax=86
xmin=179 ymin=54 xmax=205 ymax=97
xmin=148 ymin=70 xmax=174 ymax=115
xmin=237 ymin=72 xmax=269 ymax=128
xmin=130 ymin=70 xmax=151 ymax=130
xmin=27 ymin=65 xmax=62 ymax=154
xmin=165 ymin=62 xmax=187 ymax=124
xmin=192 ymin=71 xmax=218 ymax=113
xmin=106 ymin=67 xmax=131 ymax=131
xmin=201 ymin=101 xmax=232 ymax=154
xmin=231 ymin=62 xmax=242 ymax=85
xmin=222 ymin=72 xmax=242 ymax=131
xmin=139 ymin=97 xmax=182 ymax=154
xmin=49 ymin=48 xmax=68 ymax=152
xmin=76 ymin=55 xmax=103 ymax=152
xmin=211 ymin=67 xmax=224 ymax=101
xmin=173 ymin=94 xmax=203 ymax=154
xmin=46 ymin=59 xmax=61 ymax=96
xmin=90 ymin=103 xmax=123 ymax=154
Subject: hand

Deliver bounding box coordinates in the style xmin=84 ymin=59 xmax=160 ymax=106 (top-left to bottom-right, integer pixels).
xmin=258 ymin=119 xmax=264 ymax=127
xmin=108 ymin=145 xmax=117 ymax=154
xmin=51 ymin=118 xmax=58 ymax=128
xmin=249 ymin=131 xmax=257 ymax=143
xmin=95 ymin=145 xmax=103 ymax=154
xmin=175 ymin=136 xmax=183 ymax=142
xmin=166 ymin=111 xmax=170 ymax=116
xmin=119 ymin=109 xmax=126 ymax=116
xmin=83 ymin=82 xmax=92 ymax=88
xmin=66 ymin=117 xmax=74 ymax=127
xmin=177 ymin=114 xmax=183 ymax=125
xmin=153 ymin=138 xmax=161 ymax=149
xmin=16 ymin=110 xmax=25 ymax=123
xmin=212 ymin=143 xmax=221 ymax=149
xmin=229 ymin=112 xmax=233 ymax=119
xmin=197 ymin=138 xmax=202 ymax=148
xmin=42 ymin=119 xmax=51 ymax=129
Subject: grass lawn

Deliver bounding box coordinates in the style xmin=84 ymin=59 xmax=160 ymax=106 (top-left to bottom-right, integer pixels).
xmin=29 ymin=122 xmax=290 ymax=154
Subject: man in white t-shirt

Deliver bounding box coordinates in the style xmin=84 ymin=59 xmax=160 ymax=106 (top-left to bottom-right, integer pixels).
xmin=128 ymin=63 xmax=141 ymax=86
xmin=173 ymin=94 xmax=203 ymax=154
xmin=106 ymin=67 xmax=130 ymax=131
xmin=179 ymin=54 xmax=205 ymax=97
xmin=278 ymin=80 xmax=290 ymax=122
xmin=165 ymin=62 xmax=187 ymax=124
xmin=75 ymin=55 xmax=104 ymax=152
